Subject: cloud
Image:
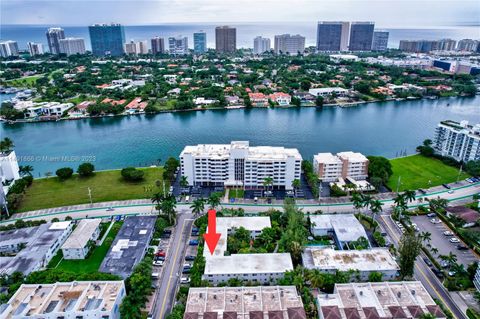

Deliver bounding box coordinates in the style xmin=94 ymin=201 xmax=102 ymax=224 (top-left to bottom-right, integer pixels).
xmin=1 ymin=0 xmax=479 ymax=27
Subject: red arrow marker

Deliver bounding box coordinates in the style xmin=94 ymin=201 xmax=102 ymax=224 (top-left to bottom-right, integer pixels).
xmin=203 ymin=209 xmax=221 ymax=255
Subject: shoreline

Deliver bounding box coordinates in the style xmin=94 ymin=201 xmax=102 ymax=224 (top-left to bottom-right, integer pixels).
xmin=1 ymin=94 xmax=469 ymax=125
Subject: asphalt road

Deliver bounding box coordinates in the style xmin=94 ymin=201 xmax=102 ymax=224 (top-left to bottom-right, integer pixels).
xmin=3 ymin=181 xmax=479 ymax=225
xmin=378 ymin=214 xmax=467 ymax=319
xmin=150 ymin=210 xmax=194 ymax=319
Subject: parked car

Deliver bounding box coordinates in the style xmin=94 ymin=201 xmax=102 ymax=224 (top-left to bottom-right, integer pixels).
xmin=189 ymin=240 xmax=199 ymax=246
xmin=427 ymin=213 xmax=436 ymax=218
xmin=448 ymin=271 xmax=456 ymax=277
xmin=153 ymin=260 xmax=164 ymax=266
xmin=182 ymin=267 xmax=191 ymax=274
xmin=155 ymin=250 xmax=166 ymax=257
xmin=185 ymin=255 xmax=196 ymax=261
xmin=432 ymin=268 xmax=444 ymax=279
xmin=430 ymin=218 xmax=441 ymax=224
xmin=180 ymin=277 xmax=191 ymax=284
xmin=457 ymin=244 xmax=468 ymax=251
xmin=183 ymin=263 xmax=191 ymax=268
xmin=440 ymin=261 xmax=449 ymax=268
xmin=449 ymin=238 xmax=460 ymax=243
xmin=443 ymin=231 xmax=453 ymax=236
xmin=423 ymin=257 xmax=432 ymax=267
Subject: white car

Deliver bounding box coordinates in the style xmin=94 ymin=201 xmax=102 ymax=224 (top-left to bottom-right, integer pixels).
xmin=447 ymin=190 xmax=454 ymax=194
xmin=449 ymin=238 xmax=460 ymax=243
xmin=153 ymin=260 xmax=164 ymax=266
xmin=443 ymin=231 xmax=453 ymax=236
xmin=430 ymin=218 xmax=441 ymax=224
xmin=180 ymin=277 xmax=191 ymax=284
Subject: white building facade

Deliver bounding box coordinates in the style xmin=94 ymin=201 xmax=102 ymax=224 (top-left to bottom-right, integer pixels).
xmin=253 ymin=36 xmax=271 ymax=54
xmin=27 ymin=42 xmax=44 ymax=56
xmin=168 ymin=36 xmax=189 ymax=55
xmin=0 ymin=41 xmax=19 ymax=57
xmin=61 ymin=219 xmax=102 ymax=259
xmin=59 ymin=38 xmax=86 ymax=55
xmin=180 ymin=141 xmax=302 ymax=190
xmin=313 ymin=151 xmax=369 ymax=182
xmin=274 ymin=34 xmax=305 ymax=55
xmin=433 ymin=120 xmax=480 ymax=162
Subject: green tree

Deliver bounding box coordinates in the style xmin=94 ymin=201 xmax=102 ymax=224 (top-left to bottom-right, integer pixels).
xmin=369 ymin=199 xmax=383 ymax=232
xmin=55 ymin=167 xmax=74 ymax=180
xmin=121 ymin=167 xmax=145 ymax=182
xmin=207 ymin=193 xmax=221 ymax=210
xmin=292 ymin=179 xmax=301 ymax=190
xmin=263 ymin=176 xmax=274 ymax=190
xmin=315 ymin=95 xmax=324 ymax=107
xmin=190 ymin=198 xmax=205 ymax=218
xmin=0 ymin=137 xmax=14 ymax=153
xmin=77 ymin=162 xmax=95 ymax=177
xmin=19 ymin=165 xmax=34 ymax=176
xmin=398 ymin=232 xmax=423 ymax=279
xmin=368 ymin=271 xmax=383 ymax=282
xmin=159 ymin=195 xmax=177 ymax=225
xmin=367 ymin=156 xmax=393 ymax=185
xmin=180 ymin=176 xmax=189 ymax=188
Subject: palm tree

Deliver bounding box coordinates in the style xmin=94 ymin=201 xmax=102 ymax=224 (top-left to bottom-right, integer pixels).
xmin=445 ymin=252 xmax=458 ymax=266
xmin=403 ymin=190 xmax=416 ymax=203
xmin=160 ymin=195 xmax=177 ymax=225
xmin=393 ymin=193 xmax=408 ymax=220
xmin=420 ymin=231 xmax=432 ymax=245
xmin=151 ymin=192 xmax=163 ymax=213
xmin=19 ymin=165 xmax=34 ymax=176
xmin=361 ymin=194 xmax=373 ymax=212
xmin=291 ymin=179 xmax=301 ymax=191
xmin=428 ymin=197 xmax=448 ymax=213
xmin=370 ymin=199 xmax=383 ymax=232
xmin=190 ymin=198 xmax=205 ymax=218
xmin=351 ymin=193 xmax=363 ymax=213
xmin=207 ymin=193 xmax=221 ymax=210
xmin=180 ymin=176 xmax=189 ymax=188
xmin=0 ymin=137 xmax=14 ymax=153
xmin=263 ymin=176 xmax=274 ymax=191
xmin=307 ymin=269 xmax=325 ymax=289
xmin=431 ymin=247 xmax=439 ymax=256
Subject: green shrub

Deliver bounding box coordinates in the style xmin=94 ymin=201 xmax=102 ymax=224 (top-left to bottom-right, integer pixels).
xmin=121 ymin=167 xmax=145 ymax=182
xmin=56 ymin=167 xmax=74 ymax=180
xmin=77 ymin=163 xmax=95 ymax=177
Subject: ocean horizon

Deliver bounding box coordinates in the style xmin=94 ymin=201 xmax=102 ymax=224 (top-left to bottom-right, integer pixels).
xmin=2 ymin=23 xmax=480 ymax=51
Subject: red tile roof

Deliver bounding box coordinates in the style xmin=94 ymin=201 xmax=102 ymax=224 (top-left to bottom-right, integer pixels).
xmin=125 ymin=97 xmax=148 ymax=110
xmin=321 ymin=306 xmax=342 ymax=319
xmin=445 ymin=206 xmax=480 ymax=223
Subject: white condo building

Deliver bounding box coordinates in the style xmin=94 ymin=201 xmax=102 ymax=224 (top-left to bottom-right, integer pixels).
xmin=313 ymin=151 xmax=369 ymax=182
xmin=180 ymin=141 xmax=302 ymax=190
xmin=433 ymin=120 xmax=480 ymax=162
xmin=27 ymin=42 xmax=44 ymax=56
xmin=0 ymin=281 xmax=125 ymax=319
xmin=253 ymin=36 xmax=271 ymax=54
xmin=168 ymin=36 xmax=189 ymax=55
xmin=59 ymin=38 xmax=86 ymax=55
xmin=274 ymin=34 xmax=305 ymax=55
xmin=0 ymin=41 xmax=19 ymax=57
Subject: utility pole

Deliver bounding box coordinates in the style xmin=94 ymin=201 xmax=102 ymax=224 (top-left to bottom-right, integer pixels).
xmin=456 ymin=165 xmax=462 ymax=183
xmin=396 ymin=176 xmax=401 ymax=193
xmin=87 ymin=187 xmax=92 ymax=205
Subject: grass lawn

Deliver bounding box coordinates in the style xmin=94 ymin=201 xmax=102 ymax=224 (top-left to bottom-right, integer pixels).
xmin=6 ymin=74 xmax=43 ymax=87
xmin=229 ymin=189 xmax=245 ymax=199
xmin=387 ymin=155 xmax=469 ymax=191
xmin=52 ymin=221 xmax=122 ymax=273
xmin=18 ymin=167 xmax=166 ymax=212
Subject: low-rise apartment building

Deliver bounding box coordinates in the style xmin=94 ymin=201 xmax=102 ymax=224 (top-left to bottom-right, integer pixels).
xmin=309 ymin=87 xmax=349 ymax=98
xmin=24 ymin=102 xmax=73 ymax=119
xmin=184 ymin=286 xmax=306 ymax=319
xmin=0 ymin=281 xmax=125 ymax=319
xmin=202 ymin=216 xmax=294 ymax=284
xmin=0 ymin=222 xmax=73 ymax=276
xmin=309 ymin=214 xmax=369 ymax=249
xmin=313 ymin=151 xmax=369 ymax=182
xmin=317 ymin=281 xmax=446 ymax=319
xmin=99 ymin=216 xmax=156 ymax=278
xmin=302 ymin=247 xmax=399 ymax=280
xmin=61 ymin=219 xmax=102 ymax=259
xmin=433 ymin=120 xmax=480 ymax=162
xmin=180 ymin=141 xmax=302 ymax=190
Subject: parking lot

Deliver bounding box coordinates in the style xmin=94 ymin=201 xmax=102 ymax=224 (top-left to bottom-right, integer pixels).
xmin=411 ymin=215 xmax=478 ymax=267
xmin=179 ymin=225 xmax=200 ymax=285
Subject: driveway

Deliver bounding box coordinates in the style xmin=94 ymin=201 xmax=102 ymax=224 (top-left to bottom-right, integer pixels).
xmin=412 ymin=215 xmax=478 ymax=267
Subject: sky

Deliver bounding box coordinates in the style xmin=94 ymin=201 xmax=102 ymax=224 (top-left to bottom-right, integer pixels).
xmin=1 ymin=0 xmax=480 ymax=28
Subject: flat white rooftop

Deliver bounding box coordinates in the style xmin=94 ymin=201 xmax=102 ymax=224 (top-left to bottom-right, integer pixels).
xmin=204 ymin=253 xmax=293 ymax=275
xmin=313 ymin=153 xmax=342 ymax=165
xmin=310 ymin=214 xmax=368 ymax=243
xmin=302 ymin=247 xmax=399 ymax=272
xmin=181 ymin=141 xmax=302 ymax=161
xmin=62 ymin=219 xmax=101 ymax=249
xmin=203 ymin=217 xmax=271 ymax=257
xmin=1 ymin=281 xmax=125 ymax=318
xmin=337 ymin=151 xmax=369 ymax=162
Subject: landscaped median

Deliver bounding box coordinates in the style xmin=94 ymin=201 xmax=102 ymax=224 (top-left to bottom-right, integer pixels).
xmin=387 ymin=155 xmax=470 ymax=191
xmin=16 ymin=167 xmax=166 ymax=212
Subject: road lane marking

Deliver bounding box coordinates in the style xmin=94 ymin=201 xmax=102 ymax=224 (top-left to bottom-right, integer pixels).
xmin=159 ymin=218 xmax=188 ymax=318
xmin=380 ymin=216 xmax=458 ymax=317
